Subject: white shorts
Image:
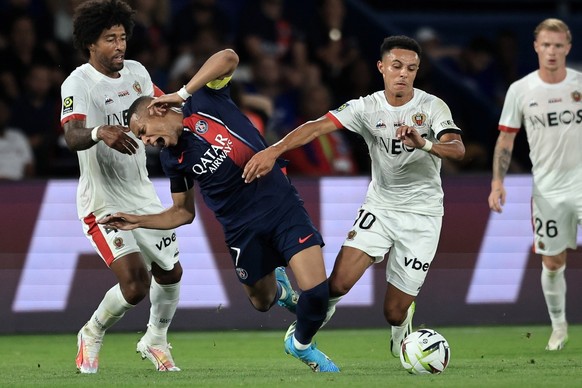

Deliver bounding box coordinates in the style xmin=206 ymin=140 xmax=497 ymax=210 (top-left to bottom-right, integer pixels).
xmin=82 ymin=203 xmax=180 ymax=271
xmin=532 ymin=192 xmax=582 ymax=256
xmin=342 ymin=205 xmax=442 ymax=296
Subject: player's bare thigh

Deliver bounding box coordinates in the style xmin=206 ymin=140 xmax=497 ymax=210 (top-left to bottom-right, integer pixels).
xmin=288 ymin=245 xmax=327 ymax=291
xmin=329 ymin=246 xmax=374 ymax=296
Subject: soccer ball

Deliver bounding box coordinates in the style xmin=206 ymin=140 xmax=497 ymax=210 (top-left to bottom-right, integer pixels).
xmin=400 ymin=328 xmax=450 ymax=375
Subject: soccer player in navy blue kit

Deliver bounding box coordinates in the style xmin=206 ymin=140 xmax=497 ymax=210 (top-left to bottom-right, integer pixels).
xmin=98 ymin=49 xmax=339 ymax=372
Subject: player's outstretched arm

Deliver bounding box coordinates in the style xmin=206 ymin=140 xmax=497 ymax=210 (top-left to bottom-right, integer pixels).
xmin=242 ymin=116 xmax=338 ymax=183
xmin=98 ymin=189 xmax=196 ymax=230
xmin=488 ymin=131 xmax=516 ymax=213
xmin=148 ymin=49 xmax=240 ymax=114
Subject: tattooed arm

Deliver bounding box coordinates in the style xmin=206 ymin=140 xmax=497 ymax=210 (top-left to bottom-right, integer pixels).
xmin=488 ymin=131 xmax=517 ymax=213
xmin=63 ymin=118 xmax=139 ymax=155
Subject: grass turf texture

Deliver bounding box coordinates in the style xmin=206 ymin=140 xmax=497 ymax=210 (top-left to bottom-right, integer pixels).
xmin=1 ymin=325 xmax=581 ymax=387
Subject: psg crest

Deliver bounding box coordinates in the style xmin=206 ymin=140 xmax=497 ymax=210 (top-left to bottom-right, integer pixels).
xmin=236 ymin=268 xmax=248 ymax=280
xmin=195 ymin=120 xmax=209 ymax=134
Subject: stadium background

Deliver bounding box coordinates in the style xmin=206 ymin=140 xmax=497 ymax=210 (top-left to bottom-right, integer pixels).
xmin=3 ymin=175 xmax=582 ymax=334
xmin=1 ymin=0 xmax=582 ymax=334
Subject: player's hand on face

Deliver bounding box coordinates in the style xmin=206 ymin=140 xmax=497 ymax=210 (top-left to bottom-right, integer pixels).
xmin=488 ymin=185 xmax=506 ymax=213
xmin=147 ymin=93 xmax=183 ymax=115
xmin=395 ymin=125 xmax=424 ymax=148
xmin=97 ymin=212 xmax=139 ymax=230
xmin=100 ymin=125 xmax=139 ymax=154
xmin=242 ymin=148 xmax=277 ymax=183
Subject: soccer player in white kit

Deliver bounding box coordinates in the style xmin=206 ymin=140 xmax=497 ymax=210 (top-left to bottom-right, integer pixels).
xmin=243 ymin=35 xmax=465 ymax=358
xmin=488 ymin=18 xmax=579 ymax=351
xmin=60 ymin=0 xmax=182 ymax=373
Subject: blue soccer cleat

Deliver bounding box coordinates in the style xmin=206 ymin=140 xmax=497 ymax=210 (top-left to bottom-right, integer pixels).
xmin=284 ymin=335 xmax=340 ymax=372
xmin=275 ymin=267 xmax=299 ymax=313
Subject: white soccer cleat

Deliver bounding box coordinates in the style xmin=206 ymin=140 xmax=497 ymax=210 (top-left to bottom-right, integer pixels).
xmin=390 ymin=301 xmax=415 ymax=358
xmin=285 ymin=320 xmax=297 ymax=341
xmin=546 ymin=322 xmax=568 ymax=351
xmin=136 ymin=338 xmax=181 ymax=371
xmin=76 ymin=323 xmax=103 ymax=374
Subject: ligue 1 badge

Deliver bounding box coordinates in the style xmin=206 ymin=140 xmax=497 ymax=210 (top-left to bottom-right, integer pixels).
xmin=63 ymin=96 xmax=74 ymax=114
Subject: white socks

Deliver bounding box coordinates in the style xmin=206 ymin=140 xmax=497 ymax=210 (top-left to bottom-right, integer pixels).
xmin=145 ymin=279 xmax=181 ymax=342
xmin=541 ymin=262 xmax=567 ymax=328
xmin=293 ymin=337 xmax=310 ymax=350
xmin=320 ymin=296 xmax=343 ymax=328
xmin=88 ymin=284 xmax=134 ymax=337
xmin=86 ymin=279 xmax=180 ymax=342
xmin=391 ymin=308 xmax=413 ymax=335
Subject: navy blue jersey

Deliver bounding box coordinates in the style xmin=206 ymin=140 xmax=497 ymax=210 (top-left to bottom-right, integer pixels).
xmin=160 ymin=83 xmax=302 ymax=232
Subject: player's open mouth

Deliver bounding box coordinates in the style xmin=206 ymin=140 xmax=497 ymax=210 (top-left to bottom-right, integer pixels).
xmin=156 ymin=137 xmax=165 ymax=147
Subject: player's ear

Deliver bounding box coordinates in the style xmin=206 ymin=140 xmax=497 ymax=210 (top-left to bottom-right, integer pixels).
xmin=148 ymin=104 xmax=167 ymax=117
xmin=377 ymin=60 xmax=384 ymax=74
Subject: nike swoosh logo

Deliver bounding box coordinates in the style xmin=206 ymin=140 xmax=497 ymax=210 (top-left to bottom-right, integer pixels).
xmin=298 ymin=233 xmax=314 ymax=244
xmin=178 ymin=151 xmax=185 ymax=164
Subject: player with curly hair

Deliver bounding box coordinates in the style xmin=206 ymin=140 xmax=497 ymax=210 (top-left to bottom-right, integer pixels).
xmin=61 ymin=0 xmax=181 ymax=373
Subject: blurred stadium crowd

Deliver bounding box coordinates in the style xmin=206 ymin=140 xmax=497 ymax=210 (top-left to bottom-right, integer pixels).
xmin=0 ymin=0 xmax=578 ymax=180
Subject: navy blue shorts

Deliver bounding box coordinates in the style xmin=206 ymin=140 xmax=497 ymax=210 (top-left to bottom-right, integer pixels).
xmin=226 ymin=203 xmax=324 ymax=285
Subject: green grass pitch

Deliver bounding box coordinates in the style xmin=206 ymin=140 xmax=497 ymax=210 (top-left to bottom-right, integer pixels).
xmin=1 ymin=325 xmax=581 ymax=387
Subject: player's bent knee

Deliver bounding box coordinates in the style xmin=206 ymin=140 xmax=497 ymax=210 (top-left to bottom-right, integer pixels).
xmin=249 ymin=297 xmax=272 ymax=312
xmin=121 ymin=282 xmax=149 ymax=305
xmin=328 ymin=277 xmax=352 ymax=297
xmin=384 ymin=307 xmax=407 ymax=326
xmin=151 ymin=262 xmax=183 ymax=284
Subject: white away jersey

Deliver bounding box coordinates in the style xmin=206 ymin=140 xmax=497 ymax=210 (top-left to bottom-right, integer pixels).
xmin=327 ymin=89 xmax=461 ymax=216
xmin=499 ymin=68 xmax=582 ymax=195
xmin=61 ymin=60 xmax=160 ymax=218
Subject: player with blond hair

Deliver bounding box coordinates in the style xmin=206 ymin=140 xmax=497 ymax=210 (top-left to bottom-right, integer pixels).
xmin=489 ymin=18 xmax=579 ymax=351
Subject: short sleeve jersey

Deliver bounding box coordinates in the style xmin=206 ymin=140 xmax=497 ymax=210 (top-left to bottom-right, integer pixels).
xmin=60 ymin=61 xmax=160 ymax=218
xmin=160 ymin=82 xmax=301 ymax=232
xmin=327 ymin=89 xmax=461 ymax=216
xmin=498 ymin=68 xmax=582 ymax=194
